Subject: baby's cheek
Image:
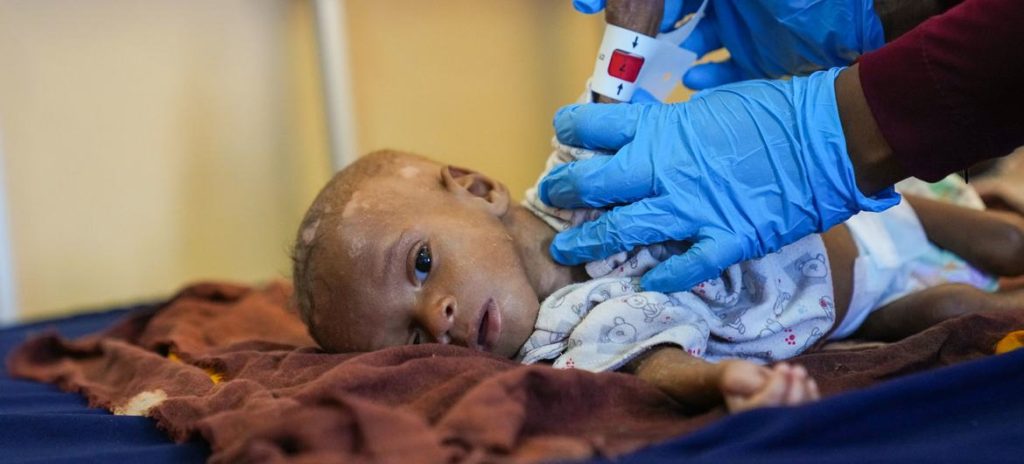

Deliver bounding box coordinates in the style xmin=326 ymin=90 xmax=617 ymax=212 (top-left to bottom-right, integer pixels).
xmin=307 ymin=305 xmax=369 ymax=353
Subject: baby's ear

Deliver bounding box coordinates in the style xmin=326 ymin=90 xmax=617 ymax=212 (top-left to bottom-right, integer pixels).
xmin=441 ymin=165 xmax=510 ymax=216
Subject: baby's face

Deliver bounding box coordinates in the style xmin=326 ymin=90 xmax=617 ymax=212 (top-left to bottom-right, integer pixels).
xmin=306 ymin=157 xmax=540 ymax=358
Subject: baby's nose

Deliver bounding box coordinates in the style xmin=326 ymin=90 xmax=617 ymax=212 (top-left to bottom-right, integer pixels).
xmin=417 ymin=295 xmax=456 ymax=344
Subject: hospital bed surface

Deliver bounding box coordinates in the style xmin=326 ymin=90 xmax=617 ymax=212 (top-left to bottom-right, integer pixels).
xmin=3 ymin=299 xmax=1023 ymax=463
xmin=1 ymin=305 xmax=209 ymax=463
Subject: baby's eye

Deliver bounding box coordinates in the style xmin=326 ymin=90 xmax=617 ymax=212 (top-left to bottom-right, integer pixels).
xmin=410 ymin=330 xmax=423 ymax=345
xmin=413 ymin=245 xmax=432 ymax=283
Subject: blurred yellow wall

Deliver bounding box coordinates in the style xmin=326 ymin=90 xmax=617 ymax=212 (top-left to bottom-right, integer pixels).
xmin=346 ymin=0 xmax=604 ymax=197
xmin=0 ymin=0 xmax=334 ymax=320
xmin=0 ymin=0 xmax=622 ymax=320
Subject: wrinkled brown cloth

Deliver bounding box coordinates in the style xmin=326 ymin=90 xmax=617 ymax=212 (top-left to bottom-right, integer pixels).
xmin=7 ymin=281 xmax=1023 ymax=464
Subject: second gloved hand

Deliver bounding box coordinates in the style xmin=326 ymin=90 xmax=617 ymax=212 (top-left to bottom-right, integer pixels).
xmin=680 ymin=0 xmax=885 ymax=89
xmin=540 ymin=67 xmax=899 ymax=293
xmin=573 ymin=0 xmax=885 ymax=89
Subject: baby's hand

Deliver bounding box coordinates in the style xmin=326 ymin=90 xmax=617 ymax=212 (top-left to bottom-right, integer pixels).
xmin=719 ymin=361 xmax=819 ymax=413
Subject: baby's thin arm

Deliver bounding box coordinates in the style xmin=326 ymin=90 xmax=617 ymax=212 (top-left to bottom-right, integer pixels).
xmin=625 ymin=346 xmax=726 ymax=410
xmin=625 ymin=346 xmax=820 ymax=412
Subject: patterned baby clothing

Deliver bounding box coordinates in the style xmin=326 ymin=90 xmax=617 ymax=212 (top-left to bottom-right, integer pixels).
xmin=515 ymin=234 xmax=837 ymax=371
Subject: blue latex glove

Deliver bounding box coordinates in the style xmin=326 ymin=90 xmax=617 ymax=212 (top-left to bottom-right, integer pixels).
xmin=539 ymin=67 xmax=899 ymax=293
xmin=573 ymin=0 xmax=885 ymax=90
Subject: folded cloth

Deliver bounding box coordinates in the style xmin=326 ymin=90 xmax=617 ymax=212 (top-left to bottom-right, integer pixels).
xmin=996 ymin=330 xmax=1024 ymax=354
xmin=8 ymin=281 xmax=1024 ymax=463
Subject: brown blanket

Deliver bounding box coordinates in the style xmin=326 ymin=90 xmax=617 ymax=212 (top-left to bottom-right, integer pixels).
xmin=7 ymin=281 xmax=1023 ymax=463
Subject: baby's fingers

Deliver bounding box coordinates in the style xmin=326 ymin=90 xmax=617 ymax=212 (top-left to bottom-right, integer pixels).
xmin=755 ymin=364 xmax=790 ymax=405
xmin=781 ymin=364 xmax=820 ymax=406
xmin=807 ymin=377 xmax=821 ymax=401
xmin=784 ymin=365 xmax=809 ymax=405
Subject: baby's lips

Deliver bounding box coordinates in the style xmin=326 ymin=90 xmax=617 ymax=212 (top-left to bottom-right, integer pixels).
xmin=471 ymin=298 xmax=502 ymax=352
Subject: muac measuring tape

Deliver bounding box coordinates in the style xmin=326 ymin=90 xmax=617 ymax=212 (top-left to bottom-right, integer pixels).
xmin=590 ymin=0 xmax=708 ymax=102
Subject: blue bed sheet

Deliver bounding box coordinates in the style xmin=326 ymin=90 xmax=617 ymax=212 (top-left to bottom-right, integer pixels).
xmin=1 ymin=306 xmax=209 ymax=464
xmin=4 ymin=306 xmax=1023 ymax=463
xmin=591 ymin=347 xmax=1024 ymax=464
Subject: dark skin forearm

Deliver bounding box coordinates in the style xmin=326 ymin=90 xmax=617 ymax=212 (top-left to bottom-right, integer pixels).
xmin=839 ymin=1 xmax=963 ymax=194
xmin=835 ymin=64 xmax=907 ymax=196
xmin=874 ymin=0 xmax=963 ymax=41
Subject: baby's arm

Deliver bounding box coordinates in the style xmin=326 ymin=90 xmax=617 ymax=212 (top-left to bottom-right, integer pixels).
xmin=625 ymin=347 xmax=819 ymax=413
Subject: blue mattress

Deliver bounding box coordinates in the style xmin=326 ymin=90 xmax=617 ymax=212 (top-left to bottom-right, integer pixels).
xmin=0 ymin=306 xmax=209 ymax=463
xmin=3 ymin=306 xmax=1023 ymax=463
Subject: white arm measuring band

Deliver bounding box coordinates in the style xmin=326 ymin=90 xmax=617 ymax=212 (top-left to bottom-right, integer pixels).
xmin=590 ymin=0 xmax=708 ymax=102
xmin=591 ymin=24 xmax=662 ymax=101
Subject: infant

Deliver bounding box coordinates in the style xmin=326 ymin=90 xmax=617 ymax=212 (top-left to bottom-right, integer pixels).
xmin=292 ymin=148 xmax=1024 ymax=412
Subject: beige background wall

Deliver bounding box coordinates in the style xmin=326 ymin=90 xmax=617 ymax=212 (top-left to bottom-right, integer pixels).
xmin=346 ymin=0 xmax=603 ymax=197
xmin=0 ymin=0 xmax=620 ymax=320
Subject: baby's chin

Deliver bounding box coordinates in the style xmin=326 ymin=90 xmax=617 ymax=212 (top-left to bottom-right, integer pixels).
xmin=494 ymin=303 xmax=540 ymax=359
xmin=494 ymin=335 xmax=528 ymax=359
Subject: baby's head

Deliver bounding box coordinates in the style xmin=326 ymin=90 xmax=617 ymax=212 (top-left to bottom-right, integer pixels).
xmin=292 ymin=150 xmax=541 ymax=357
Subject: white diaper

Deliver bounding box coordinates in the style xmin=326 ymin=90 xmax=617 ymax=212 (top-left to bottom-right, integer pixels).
xmin=829 ymin=179 xmax=999 ymax=340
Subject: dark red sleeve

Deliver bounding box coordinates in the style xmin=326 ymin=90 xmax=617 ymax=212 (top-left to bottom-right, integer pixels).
xmin=858 ymin=0 xmax=1024 ymax=181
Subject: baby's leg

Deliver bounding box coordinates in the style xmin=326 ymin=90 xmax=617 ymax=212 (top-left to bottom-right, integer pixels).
xmin=853 ymin=284 xmax=1024 ymax=342
xmin=850 ymin=197 xmax=1024 ymax=342
xmin=905 ymin=194 xmax=1024 ymax=277
xmin=627 ymin=347 xmax=819 ymax=412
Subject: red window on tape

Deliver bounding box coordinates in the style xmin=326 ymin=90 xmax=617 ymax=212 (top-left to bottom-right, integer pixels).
xmin=608 ymin=49 xmax=644 ymax=83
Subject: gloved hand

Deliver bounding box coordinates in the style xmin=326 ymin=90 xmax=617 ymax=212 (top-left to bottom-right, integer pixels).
xmin=573 ymin=0 xmax=885 ymax=89
xmin=539 ymin=67 xmax=898 ymax=293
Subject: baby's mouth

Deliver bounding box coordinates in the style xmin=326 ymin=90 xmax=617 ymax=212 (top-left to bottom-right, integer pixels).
xmin=473 ymin=298 xmax=502 ymax=352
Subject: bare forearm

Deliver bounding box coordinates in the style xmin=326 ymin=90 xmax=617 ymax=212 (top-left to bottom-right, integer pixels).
xmin=625 ymin=346 xmax=724 ymax=409
xmin=627 ymin=347 xmax=821 ymax=412
xmin=858 ymin=0 xmax=1024 ymax=182
xmin=835 ymin=64 xmax=906 ymax=196
xmin=874 ymin=0 xmax=962 ymax=40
